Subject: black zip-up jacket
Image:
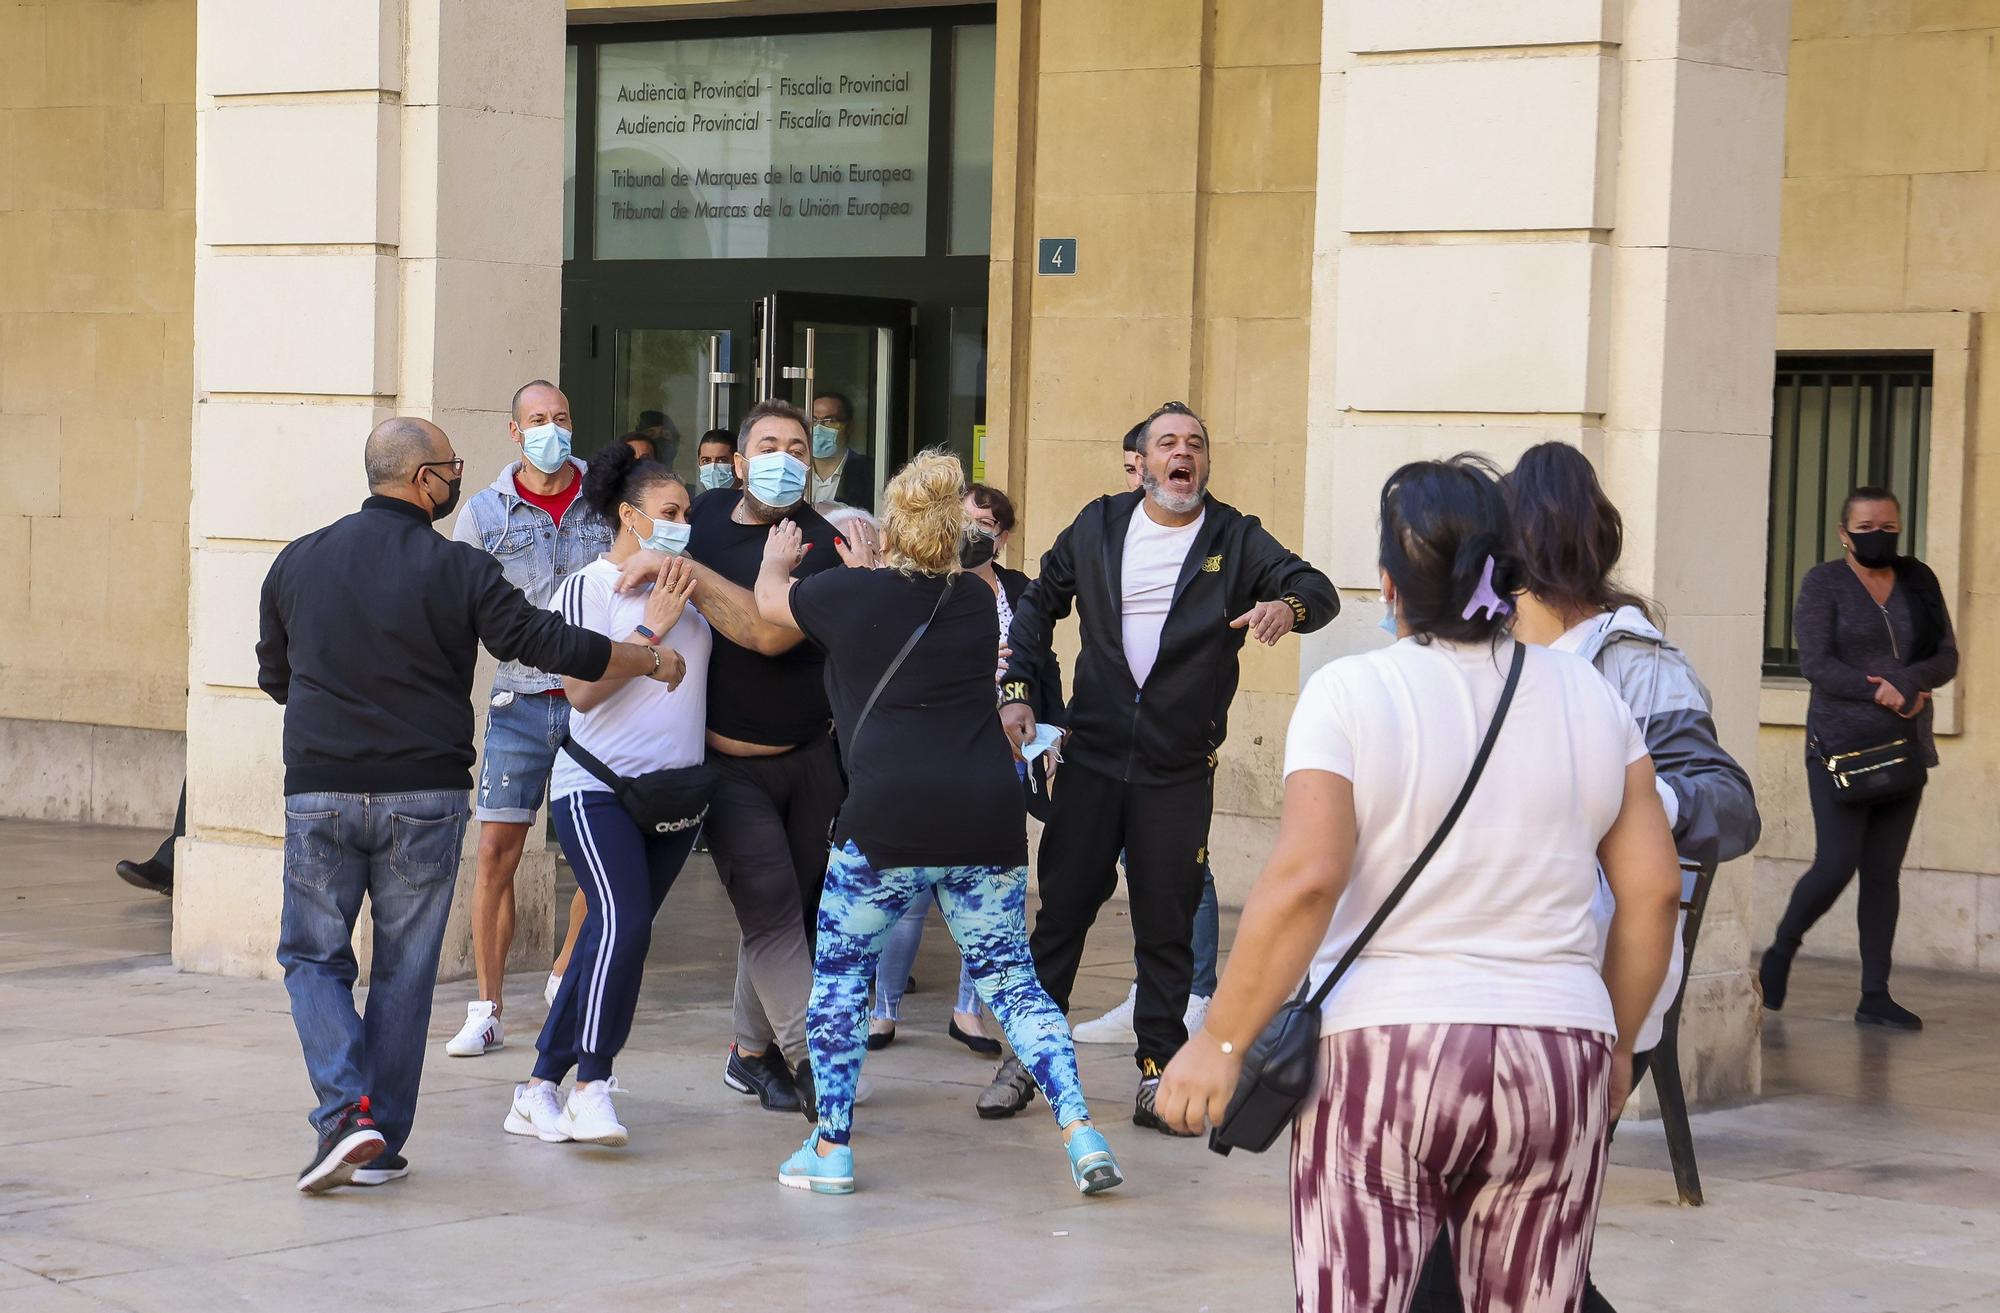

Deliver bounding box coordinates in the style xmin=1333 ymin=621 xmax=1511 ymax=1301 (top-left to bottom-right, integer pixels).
xmin=256 ymin=496 xmax=616 ymax=796
xmin=1001 ymin=491 xmax=1337 ymax=786
xmin=1796 ymin=556 xmax=1958 ymax=768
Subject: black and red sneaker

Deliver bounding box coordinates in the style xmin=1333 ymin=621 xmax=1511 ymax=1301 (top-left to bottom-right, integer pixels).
xmin=297 ymin=1096 xmax=386 ymax=1194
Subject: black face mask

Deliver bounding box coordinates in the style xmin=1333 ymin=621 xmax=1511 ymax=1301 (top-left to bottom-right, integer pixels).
xmin=424 ymin=472 xmax=463 ymax=523
xmin=1848 ymin=528 xmax=1899 ymax=569
xmin=959 ymin=528 xmax=998 ymax=570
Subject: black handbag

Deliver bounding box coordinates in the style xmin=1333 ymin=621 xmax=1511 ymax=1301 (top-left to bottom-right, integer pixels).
xmin=561 ymin=734 xmax=716 ymax=836
xmin=1817 ymin=732 xmax=1926 ymax=806
xmin=1209 ymin=641 xmax=1525 ymax=1156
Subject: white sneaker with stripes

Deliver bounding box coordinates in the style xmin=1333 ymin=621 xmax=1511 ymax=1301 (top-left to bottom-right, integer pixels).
xmin=446 ymin=1001 xmax=504 ymax=1057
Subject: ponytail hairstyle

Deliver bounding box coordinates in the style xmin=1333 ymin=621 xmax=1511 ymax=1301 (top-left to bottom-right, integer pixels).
xmin=880 ymin=448 xmax=968 ymax=576
xmin=579 ymin=440 xmax=684 ymax=538
xmin=1501 ymin=441 xmax=1658 ymax=625
xmin=1379 ymin=454 xmax=1523 ymax=646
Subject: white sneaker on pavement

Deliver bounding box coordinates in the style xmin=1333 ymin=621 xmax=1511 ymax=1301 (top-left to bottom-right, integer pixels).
xmin=446 ymin=1001 xmax=504 ymax=1056
xmin=504 ymin=1081 xmax=570 ymax=1142
xmin=544 ymin=973 xmax=562 ymax=1007
xmin=1071 ymin=985 xmax=1138 ymax=1044
xmin=557 ymin=1080 xmax=629 ymax=1147
xmin=1183 ymin=993 xmax=1212 ymax=1035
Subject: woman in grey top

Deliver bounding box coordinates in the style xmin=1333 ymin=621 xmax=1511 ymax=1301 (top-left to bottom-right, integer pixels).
xmin=1760 ymin=487 xmax=1958 ymax=1030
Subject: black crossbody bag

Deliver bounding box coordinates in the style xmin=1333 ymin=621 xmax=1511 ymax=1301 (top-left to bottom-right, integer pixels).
xmin=827 ymin=578 xmax=954 ymax=842
xmin=561 ymin=734 xmax=716 ymax=837
xmin=1210 ymin=641 xmax=1525 ymax=1156
xmin=1815 ymin=732 xmax=1926 ymax=805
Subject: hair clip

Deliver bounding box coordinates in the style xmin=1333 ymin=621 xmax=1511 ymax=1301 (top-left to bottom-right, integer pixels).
xmin=1461 ymin=556 xmax=1512 ymax=622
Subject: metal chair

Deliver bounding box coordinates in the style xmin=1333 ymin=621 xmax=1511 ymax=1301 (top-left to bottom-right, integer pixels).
xmin=1647 ymin=859 xmax=1717 ymax=1207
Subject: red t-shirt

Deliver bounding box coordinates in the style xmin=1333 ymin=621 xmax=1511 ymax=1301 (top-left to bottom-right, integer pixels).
xmin=514 ymin=467 xmax=580 ymax=526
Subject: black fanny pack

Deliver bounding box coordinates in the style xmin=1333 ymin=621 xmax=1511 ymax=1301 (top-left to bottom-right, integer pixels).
xmin=1815 ymin=731 xmax=1926 ymax=806
xmin=562 ymin=734 xmax=716 ymax=836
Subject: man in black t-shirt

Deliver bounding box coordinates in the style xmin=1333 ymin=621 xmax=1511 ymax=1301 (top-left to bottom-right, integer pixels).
xmin=681 ymin=399 xmax=845 ymax=1118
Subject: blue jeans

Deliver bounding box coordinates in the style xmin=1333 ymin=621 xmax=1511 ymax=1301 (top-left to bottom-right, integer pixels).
xmin=811 ymin=842 xmax=1092 ymax=1145
xmin=476 ymin=691 xmax=569 ymax=823
xmin=870 ymin=895 xmax=982 ymax=1022
xmin=1121 ymin=851 xmax=1220 ymax=998
xmin=277 ymin=790 xmax=470 ymax=1154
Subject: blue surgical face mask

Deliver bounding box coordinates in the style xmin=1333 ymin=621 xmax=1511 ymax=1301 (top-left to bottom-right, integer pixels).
xmin=697 ymin=461 xmax=735 ymax=492
xmin=1378 ymin=596 xmax=1401 ymax=639
xmin=628 ymin=506 xmax=690 ymax=557
xmin=811 ymin=422 xmax=842 ymax=460
xmin=519 ymin=422 xmax=572 ymax=475
xmin=745 ymin=450 xmax=808 ymax=509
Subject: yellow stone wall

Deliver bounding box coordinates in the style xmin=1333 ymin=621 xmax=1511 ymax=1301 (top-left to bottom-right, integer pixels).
xmin=0 ymin=0 xmax=195 ymax=733
xmin=1762 ymin=4 xmax=2000 ymax=969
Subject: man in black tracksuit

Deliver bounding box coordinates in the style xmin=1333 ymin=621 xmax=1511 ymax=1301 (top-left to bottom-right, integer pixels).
xmin=979 ymin=401 xmax=1337 ymax=1132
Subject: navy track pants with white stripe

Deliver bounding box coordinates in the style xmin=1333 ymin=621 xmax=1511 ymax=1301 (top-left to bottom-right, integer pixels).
xmin=536 ymin=789 xmax=696 ymax=1084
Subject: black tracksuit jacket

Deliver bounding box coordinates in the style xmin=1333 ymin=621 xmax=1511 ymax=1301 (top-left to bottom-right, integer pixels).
xmin=256 ymin=496 xmax=616 ymax=796
xmin=1001 ymin=491 xmax=1338 ymax=787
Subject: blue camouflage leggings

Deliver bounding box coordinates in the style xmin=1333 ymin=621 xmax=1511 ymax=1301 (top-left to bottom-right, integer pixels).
xmin=811 ymin=840 xmax=1093 ymax=1145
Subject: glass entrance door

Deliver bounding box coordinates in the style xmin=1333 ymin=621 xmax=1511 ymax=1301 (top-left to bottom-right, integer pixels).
xmin=759 ymin=292 xmax=915 ymax=513
xmin=569 ymin=297 xmax=754 ymax=486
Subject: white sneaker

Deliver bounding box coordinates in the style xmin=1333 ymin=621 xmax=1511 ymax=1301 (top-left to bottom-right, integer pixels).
xmin=1183 ymin=993 xmax=1212 ymax=1035
xmin=557 ymin=1081 xmax=629 ymax=1147
xmin=446 ymin=1001 xmax=504 ymax=1056
xmin=504 ymin=1081 xmax=570 ymax=1142
xmin=544 ymin=973 xmax=562 ymax=1007
xmin=1071 ymin=985 xmax=1138 ymax=1044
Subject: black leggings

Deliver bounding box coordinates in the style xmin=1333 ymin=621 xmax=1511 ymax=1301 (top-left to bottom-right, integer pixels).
xmin=1773 ymin=752 xmax=1924 ymax=994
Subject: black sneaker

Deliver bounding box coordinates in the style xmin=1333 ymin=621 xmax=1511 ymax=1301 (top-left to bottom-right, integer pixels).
xmin=976 ymin=1056 xmax=1037 ymax=1120
xmin=793 ymin=1057 xmax=818 ymax=1124
xmin=350 ymin=1153 xmax=409 ymax=1186
xmin=297 ymin=1097 xmax=385 ymax=1194
xmin=1132 ymin=1059 xmax=1198 ymax=1137
xmin=1856 ymin=992 xmax=1923 ymax=1031
xmin=116 ymin=859 xmax=172 ymax=896
xmin=724 ymin=1044 xmax=801 ymax=1113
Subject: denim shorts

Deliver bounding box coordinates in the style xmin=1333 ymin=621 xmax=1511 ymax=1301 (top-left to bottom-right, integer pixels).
xmin=476 ymin=691 xmax=570 ymax=823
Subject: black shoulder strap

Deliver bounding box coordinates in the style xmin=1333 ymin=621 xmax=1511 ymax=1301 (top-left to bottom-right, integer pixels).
xmin=1306 ymin=640 xmax=1527 ymax=1011
xmin=848 ymin=577 xmax=953 ymax=756
xmin=561 ymin=731 xmax=624 ymax=791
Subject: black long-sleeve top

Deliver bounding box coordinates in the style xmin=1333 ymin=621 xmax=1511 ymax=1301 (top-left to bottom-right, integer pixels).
xmin=256 ymin=496 xmax=616 ymax=796
xmin=1795 ymin=557 xmax=1958 ymax=767
xmin=1001 ymin=490 xmax=1338 ymax=786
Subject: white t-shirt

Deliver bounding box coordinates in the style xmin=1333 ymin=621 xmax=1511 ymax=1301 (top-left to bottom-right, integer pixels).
xmin=1283 ymin=637 xmax=1648 ymax=1041
xmin=1121 ymin=506 xmax=1205 ymax=686
xmin=546 ymin=557 xmax=712 ymax=800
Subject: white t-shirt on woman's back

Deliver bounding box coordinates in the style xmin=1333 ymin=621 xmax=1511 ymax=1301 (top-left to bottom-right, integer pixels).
xmin=1283 ymin=636 xmax=1647 ymax=1041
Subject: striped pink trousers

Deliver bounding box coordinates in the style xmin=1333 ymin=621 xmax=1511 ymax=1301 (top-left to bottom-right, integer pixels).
xmin=1290 ymin=1024 xmax=1612 ymax=1313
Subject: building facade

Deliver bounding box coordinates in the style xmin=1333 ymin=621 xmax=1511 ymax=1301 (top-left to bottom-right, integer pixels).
xmin=2 ymin=0 xmax=1990 ymax=1104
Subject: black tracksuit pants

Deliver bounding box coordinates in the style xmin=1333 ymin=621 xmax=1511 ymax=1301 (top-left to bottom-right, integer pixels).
xmin=1028 ymin=761 xmax=1213 ymax=1071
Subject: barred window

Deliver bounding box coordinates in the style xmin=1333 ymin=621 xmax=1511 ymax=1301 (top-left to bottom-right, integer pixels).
xmin=1765 ymin=353 xmax=1932 ymax=677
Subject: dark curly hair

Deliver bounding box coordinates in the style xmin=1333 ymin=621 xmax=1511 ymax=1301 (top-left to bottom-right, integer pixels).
xmin=580 ymin=440 xmax=683 ymax=530
xmin=1379 ymin=454 xmax=1522 ymax=646
xmin=1501 ymin=442 xmax=1657 ymax=625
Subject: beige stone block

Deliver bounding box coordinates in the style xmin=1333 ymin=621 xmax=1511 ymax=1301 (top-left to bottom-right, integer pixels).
xmin=102 ymin=104 xmax=167 ymax=210
xmin=1655 ymin=612 xmax=1765 ymax=770
xmin=1017 ymin=438 xmax=1130 ymax=555
xmin=1663 ymin=968 xmax=1760 ymax=1105
xmin=191 ymin=546 xmax=280 ymax=690
xmin=1027 ymin=193 xmax=1195 ymax=320
xmin=0 ymin=415 xmax=62 ymax=516
xmin=198 ymin=253 xmax=398 ymax=397
xmin=401 ymin=106 xmax=569 ymax=264
xmin=46 ymin=211 xmax=130 ymax=315
xmin=140 ymin=0 xmax=196 ymax=105
xmin=1600 ymin=428 xmax=1773 ymax=622
xmin=193 ymin=401 xmax=382 ymax=542
xmin=43 ymin=1 xmax=144 ymax=108
xmin=1212 ymin=688 xmax=1296 ymax=819
xmin=1232 ymin=317 xmax=1312 ymax=451
xmin=173 ymin=836 xmax=284 ymax=979
xmin=1622 ymin=0 xmax=1790 ymax=74
xmin=1617 ymin=60 xmax=1785 ymax=258
xmin=0 ymin=212 xmax=55 ymax=314
xmin=402 ymin=258 xmax=561 ymax=414
xmin=13 ymin=107 xmax=108 ymax=210
xmin=133 ymin=415 xmax=194 ymax=526
xmin=1787 ymin=33 xmax=1989 ymax=179
xmin=163 ymin=103 xmax=196 ymax=211
xmin=131 ymin=208 xmax=198 ymax=317
xmin=88 ymin=724 xmax=186 ymax=824
xmin=1035 ymin=0 xmax=1200 ymax=73
xmin=1777 ymin=177 xmax=1909 ymax=313
xmin=1034 ymin=68 xmax=1200 ymax=198
xmin=1343 ymin=55 xmax=1615 ymax=233
xmin=1215 ymin=0 xmax=1322 ymax=67
xmin=203 ymin=103 xmax=398 ymax=247
xmin=200 ymin=0 xmax=400 ymax=96
xmin=186 ymin=691 xmax=287 ymax=839
xmin=0 ymin=313 xmax=96 ymax=415
xmin=1906 ymin=172 xmax=2000 ymax=310
xmin=1205 ymin=64 xmax=1320 ymax=195
xmin=404 ymin=0 xmax=566 ymax=115
xmin=1336 ymin=243 xmax=1610 ymax=414
xmin=1200 ymin=192 xmax=1313 ymax=320
xmin=63 ymin=413 xmax=136 ymax=520
xmin=1609 ymin=246 xmax=1778 ymax=438
xmin=0 ymin=4 xmax=49 ymax=109
xmin=1200 ymin=315 xmax=1240 ymax=439
xmin=0 ymin=710 xmax=94 ymax=824
xmin=1915 ymin=0 xmax=2000 ymax=27
xmin=1024 ymin=316 xmax=1194 ymax=446
xmin=105 ymin=517 xmax=189 ymax=666
xmin=1346 ymin=0 xmax=1617 ymax=52
xmin=93 ymin=313 xmax=168 ymax=418
xmin=1206 ymin=811 xmax=1278 ymax=906
xmin=1791 ymin=0 xmax=1913 ymax=40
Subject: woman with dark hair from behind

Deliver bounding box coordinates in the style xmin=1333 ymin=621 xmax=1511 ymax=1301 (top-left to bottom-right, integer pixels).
xmin=1408 ymin=440 xmax=1762 ymax=1313
xmin=1156 ymin=455 xmax=1682 ymax=1312
xmin=1760 ymin=487 xmax=1957 ymax=1030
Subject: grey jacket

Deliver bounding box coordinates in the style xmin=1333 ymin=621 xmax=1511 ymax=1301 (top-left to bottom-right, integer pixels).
xmin=1795 ymin=558 xmax=1959 ymax=768
xmin=1564 ymin=607 xmax=1762 ymax=869
xmin=451 ymin=458 xmax=613 ymax=694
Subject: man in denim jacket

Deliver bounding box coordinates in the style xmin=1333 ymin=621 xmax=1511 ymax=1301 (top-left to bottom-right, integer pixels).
xmin=443 ymin=380 xmax=612 ymax=1057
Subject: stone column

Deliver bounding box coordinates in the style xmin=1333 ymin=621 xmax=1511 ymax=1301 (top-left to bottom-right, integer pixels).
xmin=177 ymin=0 xmax=567 ymax=979
xmin=1303 ymin=0 xmax=1787 ymax=1104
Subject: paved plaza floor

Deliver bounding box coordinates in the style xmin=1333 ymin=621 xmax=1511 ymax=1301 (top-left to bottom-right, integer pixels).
xmin=4 ymin=819 xmax=2000 ymax=1311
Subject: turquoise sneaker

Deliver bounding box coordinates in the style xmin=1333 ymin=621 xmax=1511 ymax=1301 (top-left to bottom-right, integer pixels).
xmin=778 ymin=1132 xmax=855 ymax=1195
xmin=1065 ymin=1125 xmax=1124 ymax=1196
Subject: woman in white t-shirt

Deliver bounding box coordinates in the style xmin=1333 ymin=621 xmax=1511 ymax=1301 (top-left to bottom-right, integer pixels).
xmin=502 ymin=443 xmax=712 ymax=1150
xmin=1156 ymin=456 xmax=1682 ymax=1313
